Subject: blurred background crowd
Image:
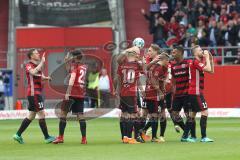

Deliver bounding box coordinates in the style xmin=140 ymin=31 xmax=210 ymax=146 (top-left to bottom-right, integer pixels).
xmin=141 ymin=0 xmax=240 ymax=64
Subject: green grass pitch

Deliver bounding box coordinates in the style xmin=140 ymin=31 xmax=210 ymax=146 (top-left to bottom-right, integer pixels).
xmin=0 ymin=118 xmax=239 ymax=160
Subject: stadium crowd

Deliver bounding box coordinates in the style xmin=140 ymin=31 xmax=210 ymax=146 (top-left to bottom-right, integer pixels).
xmin=141 ymin=0 xmax=240 ymax=64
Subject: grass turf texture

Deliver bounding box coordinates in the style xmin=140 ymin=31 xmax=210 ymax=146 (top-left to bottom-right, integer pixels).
xmin=0 ymin=118 xmax=239 ymax=160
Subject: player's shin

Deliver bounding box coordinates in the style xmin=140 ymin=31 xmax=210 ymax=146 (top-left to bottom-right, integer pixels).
xmin=59 ymin=117 xmax=67 ymax=136
xmin=39 ymin=118 xmax=50 ymax=139
xmin=126 ymin=116 xmax=134 ymax=138
xmin=79 ymin=119 xmax=86 ymax=138
xmin=16 ymin=118 xmax=32 ymax=136
xmin=182 ymin=116 xmax=194 ymax=139
xmin=160 ymin=116 xmax=166 ymax=137
xmin=120 ymin=117 xmax=124 ymax=139
xmin=151 ymin=115 xmax=158 ymax=139
xmin=200 ymin=115 xmax=208 ymax=138
xmin=190 ymin=119 xmax=196 ymax=138
xmin=133 ymin=117 xmax=141 ymax=139
xmin=174 ymin=112 xmax=185 ymax=130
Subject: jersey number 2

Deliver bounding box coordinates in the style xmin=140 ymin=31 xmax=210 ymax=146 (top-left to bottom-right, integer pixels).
xmin=78 ymin=69 xmax=86 ymax=84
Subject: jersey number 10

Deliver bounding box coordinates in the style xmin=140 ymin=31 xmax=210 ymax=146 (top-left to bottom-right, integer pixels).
xmin=122 ymin=69 xmax=135 ymax=84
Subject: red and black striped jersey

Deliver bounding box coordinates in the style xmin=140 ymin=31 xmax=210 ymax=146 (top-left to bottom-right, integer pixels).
xmin=188 ymin=59 xmax=205 ymax=95
xmin=25 ymin=62 xmax=43 ymax=96
xmin=117 ymin=61 xmax=143 ymax=96
xmin=170 ymin=59 xmax=190 ymax=97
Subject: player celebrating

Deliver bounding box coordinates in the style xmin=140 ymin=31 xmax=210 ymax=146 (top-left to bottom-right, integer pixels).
xmin=13 ymin=49 xmax=55 ymax=144
xmin=53 ymin=50 xmax=88 ymax=144
xmin=181 ymin=45 xmax=214 ymax=142
xmin=170 ymin=46 xmax=196 ymax=139
xmin=140 ymin=44 xmax=169 ymax=143
xmin=117 ymin=50 xmax=143 ymax=144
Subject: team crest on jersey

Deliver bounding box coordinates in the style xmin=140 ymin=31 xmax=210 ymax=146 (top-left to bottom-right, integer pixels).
xmin=181 ymin=64 xmax=186 ymax=68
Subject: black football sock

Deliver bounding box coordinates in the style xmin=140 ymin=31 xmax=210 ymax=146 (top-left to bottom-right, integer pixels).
xmin=127 ymin=118 xmax=134 ymax=138
xmin=39 ymin=119 xmax=50 ymax=139
xmin=79 ymin=119 xmax=86 ymax=137
xmin=140 ymin=117 xmax=146 ymax=129
xmin=143 ymin=120 xmax=152 ymax=132
xmin=59 ymin=117 xmax=67 ymax=136
xmin=16 ymin=118 xmax=32 ymax=136
xmin=176 ymin=115 xmax=185 ymax=130
xmin=200 ymin=115 xmax=207 ymax=138
xmin=168 ymin=109 xmax=177 ymax=126
xmin=120 ymin=118 xmax=124 ymax=139
xmin=190 ymin=119 xmax=196 ymax=138
xmin=182 ymin=118 xmax=194 ymax=139
xmin=160 ymin=119 xmax=167 ymax=137
xmin=134 ymin=118 xmax=141 ymax=139
xmin=151 ymin=117 xmax=158 ymax=139
xmin=122 ymin=117 xmax=128 ymax=137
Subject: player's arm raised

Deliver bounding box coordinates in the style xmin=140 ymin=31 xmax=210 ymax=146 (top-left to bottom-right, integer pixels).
xmin=64 ymin=52 xmax=72 ymax=72
xmin=29 ymin=52 xmax=46 ymax=76
xmin=117 ymin=46 xmax=140 ymax=64
xmin=203 ymin=50 xmax=214 ymax=74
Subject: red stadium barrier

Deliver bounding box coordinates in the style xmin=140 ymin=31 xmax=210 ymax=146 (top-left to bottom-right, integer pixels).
xmin=205 ymin=66 xmax=240 ymax=108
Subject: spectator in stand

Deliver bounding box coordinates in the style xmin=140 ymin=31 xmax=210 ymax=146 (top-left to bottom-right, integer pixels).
xmin=220 ymin=7 xmax=229 ymax=25
xmin=149 ymin=0 xmax=160 ymax=14
xmin=208 ymin=20 xmax=221 ymax=48
xmin=87 ymin=65 xmax=99 ymax=108
xmin=222 ymin=19 xmax=238 ymax=46
xmin=143 ymin=0 xmax=240 ymax=64
xmin=165 ymin=16 xmax=180 ymax=47
xmin=228 ymin=0 xmax=240 ymax=13
xmin=196 ymin=19 xmax=208 ymax=46
xmin=159 ymin=1 xmax=171 ymax=20
xmin=177 ymin=21 xmax=187 ymax=45
xmin=236 ymin=17 xmax=240 ymax=45
xmin=98 ymin=68 xmax=115 ymax=108
xmin=205 ymin=0 xmax=213 ymax=17
xmin=196 ymin=7 xmax=208 ymax=22
xmin=150 ymin=15 xmax=168 ymax=48
xmin=141 ymin=8 xmax=159 ymax=35
xmin=212 ymin=2 xmax=221 ymax=16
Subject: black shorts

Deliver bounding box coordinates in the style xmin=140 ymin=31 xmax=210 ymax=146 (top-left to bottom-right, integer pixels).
xmin=165 ymin=93 xmax=172 ymax=109
xmin=119 ymin=96 xmax=138 ymax=113
xmin=188 ymin=94 xmax=208 ymax=112
xmin=61 ymin=97 xmax=84 ymax=114
xmin=27 ymin=95 xmax=44 ymax=112
xmin=145 ymin=100 xmax=165 ymax=113
xmin=172 ymin=96 xmax=189 ymax=112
